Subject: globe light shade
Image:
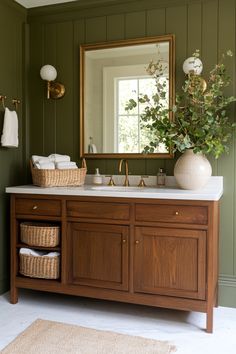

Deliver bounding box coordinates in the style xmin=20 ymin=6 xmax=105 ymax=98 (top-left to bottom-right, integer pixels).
xmin=183 ymin=57 xmax=203 ymax=75
xmin=40 ymin=64 xmax=65 ymax=99
xmin=40 ymin=64 xmax=57 ymax=81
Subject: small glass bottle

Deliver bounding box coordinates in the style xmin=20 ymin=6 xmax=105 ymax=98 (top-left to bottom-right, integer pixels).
xmin=157 ymin=168 xmax=166 ymax=187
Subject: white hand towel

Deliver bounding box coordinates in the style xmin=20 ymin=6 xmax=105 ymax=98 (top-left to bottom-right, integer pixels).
xmin=35 ymin=161 xmax=55 ymax=169
xmin=19 ymin=248 xmax=47 ymax=257
xmin=1 ymin=107 xmax=19 ymax=147
xmin=56 ymin=161 xmax=78 ymax=169
xmin=49 ymin=154 xmax=70 ymax=163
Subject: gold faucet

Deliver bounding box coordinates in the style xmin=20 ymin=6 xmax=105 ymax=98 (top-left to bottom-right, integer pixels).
xmin=118 ymin=159 xmax=129 ymax=186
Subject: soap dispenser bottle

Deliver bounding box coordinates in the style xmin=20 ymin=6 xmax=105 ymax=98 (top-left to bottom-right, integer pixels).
xmin=157 ymin=167 xmax=166 ymax=187
xmin=93 ymin=168 xmax=103 ymax=185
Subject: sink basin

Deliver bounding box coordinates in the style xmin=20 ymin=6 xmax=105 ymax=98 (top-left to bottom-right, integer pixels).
xmin=91 ymin=186 xmax=142 ymax=192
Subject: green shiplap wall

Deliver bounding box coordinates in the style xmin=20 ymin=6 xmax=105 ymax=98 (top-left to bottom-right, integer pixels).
xmin=26 ymin=0 xmax=236 ymax=307
xmin=0 ymin=0 xmax=27 ymax=294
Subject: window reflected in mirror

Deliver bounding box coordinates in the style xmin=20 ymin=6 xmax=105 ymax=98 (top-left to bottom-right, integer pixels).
xmin=80 ymin=35 xmax=175 ymax=158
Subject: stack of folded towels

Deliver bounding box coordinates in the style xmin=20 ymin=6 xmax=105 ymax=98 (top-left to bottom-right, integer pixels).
xmin=32 ymin=154 xmax=78 ymax=170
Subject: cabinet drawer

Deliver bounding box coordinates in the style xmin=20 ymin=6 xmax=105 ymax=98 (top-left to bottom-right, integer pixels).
xmin=135 ymin=203 xmax=208 ymax=225
xmin=15 ymin=198 xmax=61 ymax=216
xmin=67 ymin=201 xmax=130 ymax=220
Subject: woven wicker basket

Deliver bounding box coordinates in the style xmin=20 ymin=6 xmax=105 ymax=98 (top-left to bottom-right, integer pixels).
xmin=20 ymin=222 xmax=60 ymax=247
xmin=30 ymin=159 xmax=87 ymax=187
xmin=19 ymin=253 xmax=60 ymax=279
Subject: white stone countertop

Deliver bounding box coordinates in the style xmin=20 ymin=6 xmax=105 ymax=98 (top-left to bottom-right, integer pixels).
xmin=5 ymin=176 xmax=223 ymax=201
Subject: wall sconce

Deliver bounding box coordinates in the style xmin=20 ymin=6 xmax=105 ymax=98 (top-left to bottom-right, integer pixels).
xmin=40 ymin=64 xmax=65 ymax=99
xmin=183 ymin=56 xmax=207 ymax=93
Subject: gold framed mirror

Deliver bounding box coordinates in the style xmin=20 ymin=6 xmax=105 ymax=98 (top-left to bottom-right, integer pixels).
xmin=80 ymin=34 xmax=175 ymax=159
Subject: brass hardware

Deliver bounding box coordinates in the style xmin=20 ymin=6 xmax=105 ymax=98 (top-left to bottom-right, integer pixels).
xmin=118 ymin=159 xmax=129 ymax=186
xmin=12 ymin=99 xmax=21 ymax=111
xmin=135 ymin=240 xmax=140 ymax=244
xmin=32 ymin=205 xmax=38 ymax=210
xmin=0 ymin=95 xmax=7 ymax=109
xmin=107 ymin=175 xmax=116 ymax=186
xmin=138 ymin=175 xmax=149 ymax=187
xmin=122 ymin=239 xmax=126 ymax=243
xmin=48 ymin=81 xmax=65 ymax=99
xmin=187 ymin=74 xmax=207 ymax=94
xmin=175 ymin=211 xmax=179 ymax=215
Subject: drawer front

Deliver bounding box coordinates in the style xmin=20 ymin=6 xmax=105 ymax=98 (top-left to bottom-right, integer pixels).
xmin=15 ymin=198 xmax=61 ymax=216
xmin=135 ymin=203 xmax=208 ymax=225
xmin=67 ymin=201 xmax=130 ymax=220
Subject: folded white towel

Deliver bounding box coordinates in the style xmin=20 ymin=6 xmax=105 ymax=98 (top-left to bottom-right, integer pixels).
xmin=44 ymin=252 xmax=60 ymax=258
xmin=20 ymin=248 xmax=47 ymax=257
xmin=35 ymin=161 xmax=55 ymax=169
xmin=32 ymin=155 xmax=51 ymax=164
xmin=20 ymin=248 xmax=60 ymax=258
xmin=49 ymin=154 xmax=70 ymax=163
xmin=56 ymin=161 xmax=78 ymax=169
xmin=1 ymin=107 xmax=19 ymax=147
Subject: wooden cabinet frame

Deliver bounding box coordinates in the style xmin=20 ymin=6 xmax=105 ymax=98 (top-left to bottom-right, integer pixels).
xmin=9 ymin=194 xmax=219 ymax=333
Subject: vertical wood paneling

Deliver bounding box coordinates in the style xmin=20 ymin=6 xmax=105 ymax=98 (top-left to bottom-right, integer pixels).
xmin=217 ymin=0 xmax=236 ymax=276
xmin=29 ymin=23 xmax=44 ymax=155
xmin=201 ymin=0 xmax=218 ymax=174
xmin=125 ymin=11 xmax=146 ymax=39
xmin=85 ymin=16 xmax=107 ymax=43
xmin=187 ymin=2 xmax=202 ymax=55
xmin=146 ymin=8 xmax=166 ymax=36
xmin=55 ymin=22 xmax=74 ymax=157
xmin=44 ymin=23 xmax=57 ymax=155
xmin=165 ymin=5 xmax=187 ymax=175
xmin=107 ymin=14 xmax=125 ymax=41
xmin=166 ymin=5 xmax=187 ymax=91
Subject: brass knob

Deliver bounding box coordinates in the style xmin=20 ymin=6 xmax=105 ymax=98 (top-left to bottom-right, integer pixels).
xmin=32 ymin=205 xmax=38 ymax=210
xmin=135 ymin=240 xmax=140 ymax=244
xmin=175 ymin=211 xmax=179 ymax=215
xmin=122 ymin=239 xmax=126 ymax=243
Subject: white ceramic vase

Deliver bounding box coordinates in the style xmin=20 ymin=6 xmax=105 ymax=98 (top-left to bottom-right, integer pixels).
xmin=174 ymin=149 xmax=212 ymax=190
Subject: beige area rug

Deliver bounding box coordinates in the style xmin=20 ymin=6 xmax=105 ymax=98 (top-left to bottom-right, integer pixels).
xmin=1 ymin=319 xmax=176 ymax=354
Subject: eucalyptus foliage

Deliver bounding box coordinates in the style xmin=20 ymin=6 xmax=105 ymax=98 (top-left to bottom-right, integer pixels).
xmin=125 ymin=50 xmax=236 ymax=158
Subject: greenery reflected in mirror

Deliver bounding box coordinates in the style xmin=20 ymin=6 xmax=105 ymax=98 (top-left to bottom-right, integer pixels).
xmin=80 ymin=35 xmax=175 ymax=159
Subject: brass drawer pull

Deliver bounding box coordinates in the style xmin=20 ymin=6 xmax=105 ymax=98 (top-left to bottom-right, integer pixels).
xmin=135 ymin=240 xmax=140 ymax=244
xmin=122 ymin=239 xmax=126 ymax=243
xmin=175 ymin=211 xmax=179 ymax=215
xmin=32 ymin=205 xmax=38 ymax=210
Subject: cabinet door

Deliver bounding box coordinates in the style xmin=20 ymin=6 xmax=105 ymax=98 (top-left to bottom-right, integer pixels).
xmin=68 ymin=223 xmax=129 ymax=291
xmin=134 ymin=227 xmax=206 ymax=299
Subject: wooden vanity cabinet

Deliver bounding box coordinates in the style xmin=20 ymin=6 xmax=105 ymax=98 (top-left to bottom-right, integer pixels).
xmin=10 ymin=194 xmax=219 ymax=333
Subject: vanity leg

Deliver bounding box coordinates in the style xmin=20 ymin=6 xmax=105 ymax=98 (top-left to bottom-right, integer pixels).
xmin=206 ymin=308 xmax=213 ymax=333
xmin=10 ymin=286 xmax=18 ymax=304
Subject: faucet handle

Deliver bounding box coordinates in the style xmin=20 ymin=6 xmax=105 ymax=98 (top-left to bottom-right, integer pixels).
xmin=106 ymin=175 xmax=116 ymax=186
xmin=138 ymin=175 xmax=149 ymax=187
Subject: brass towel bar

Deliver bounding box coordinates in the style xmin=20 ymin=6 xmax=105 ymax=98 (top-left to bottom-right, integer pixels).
xmin=0 ymin=95 xmax=21 ymax=111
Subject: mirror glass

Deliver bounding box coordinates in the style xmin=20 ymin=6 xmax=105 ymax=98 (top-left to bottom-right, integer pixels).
xmin=80 ymin=35 xmax=175 ymax=158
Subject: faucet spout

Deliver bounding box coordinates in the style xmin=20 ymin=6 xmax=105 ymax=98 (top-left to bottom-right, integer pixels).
xmin=118 ymin=159 xmax=129 ymax=186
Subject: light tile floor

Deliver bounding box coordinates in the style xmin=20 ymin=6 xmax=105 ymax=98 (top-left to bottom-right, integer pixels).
xmin=0 ymin=290 xmax=236 ymax=353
